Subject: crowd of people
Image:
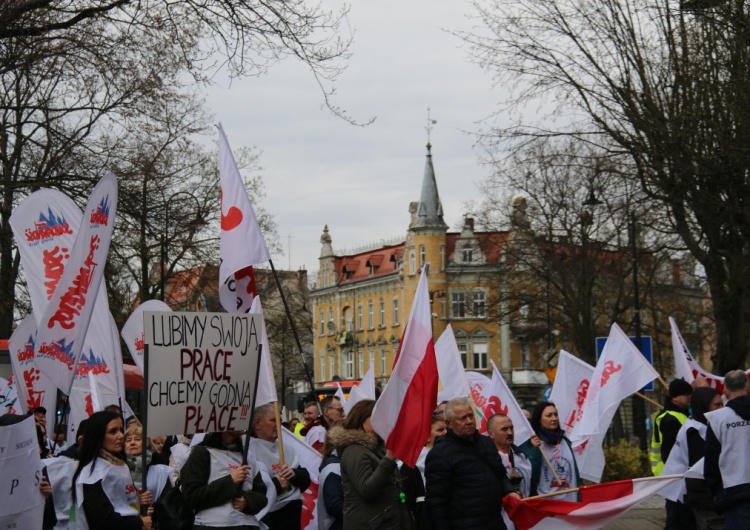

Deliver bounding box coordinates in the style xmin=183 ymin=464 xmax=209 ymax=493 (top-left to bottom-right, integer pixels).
xmin=3 ymin=369 xmax=749 ymax=530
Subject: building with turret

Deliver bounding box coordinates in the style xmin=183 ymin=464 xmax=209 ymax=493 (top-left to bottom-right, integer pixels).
xmin=309 ymin=142 xmax=709 ymax=405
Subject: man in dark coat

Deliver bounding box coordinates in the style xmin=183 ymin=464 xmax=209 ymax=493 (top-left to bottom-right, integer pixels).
xmin=425 ymin=397 xmax=520 ymax=530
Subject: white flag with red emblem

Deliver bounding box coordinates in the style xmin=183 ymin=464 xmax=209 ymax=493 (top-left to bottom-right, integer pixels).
xmin=8 ymin=315 xmax=55 ymax=420
xmin=218 ymin=124 xmax=270 ymax=313
xmin=551 ymin=350 xmax=606 ymax=482
xmin=572 ymin=323 xmax=659 ymax=439
xmin=280 ymin=426 xmax=322 ymax=530
xmin=371 ymin=266 xmax=438 ymax=467
xmin=23 ymin=174 xmax=118 ymax=394
xmin=488 ymin=360 xmax=534 ymax=444
xmin=668 ymin=317 xmax=750 ymax=393
xmin=121 ymin=299 xmax=172 ymax=375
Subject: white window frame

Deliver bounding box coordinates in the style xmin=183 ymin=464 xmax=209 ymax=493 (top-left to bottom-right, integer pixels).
xmin=473 ymin=342 xmax=488 ymax=370
xmin=452 ymin=292 xmax=466 ymax=318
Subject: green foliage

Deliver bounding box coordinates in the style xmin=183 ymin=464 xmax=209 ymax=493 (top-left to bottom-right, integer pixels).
xmin=602 ymin=439 xmax=649 ymax=482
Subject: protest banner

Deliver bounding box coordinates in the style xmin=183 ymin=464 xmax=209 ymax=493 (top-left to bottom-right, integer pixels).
xmin=144 ymin=311 xmax=263 ymax=436
xmin=0 ymin=415 xmax=45 ymax=529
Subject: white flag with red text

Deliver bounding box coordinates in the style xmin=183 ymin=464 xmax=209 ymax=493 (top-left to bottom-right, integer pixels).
xmin=10 ymin=187 xmax=122 ymax=403
xmin=280 ymin=426 xmax=322 ymax=530
xmin=218 ymin=124 xmax=270 ymax=313
xmin=28 ymin=174 xmax=118 ymax=393
xmin=122 ymin=299 xmax=172 ymax=375
xmin=572 ymin=323 xmax=659 ymax=439
xmin=487 ymin=360 xmax=534 ymax=445
xmin=670 ymin=317 xmax=696 ymax=385
xmin=435 ymin=324 xmax=472 ymax=403
xmin=371 ymin=266 xmax=438 ymax=467
xmin=551 ymin=351 xmax=606 ymax=482
xmin=248 ymin=296 xmax=278 ymax=406
xmin=8 ymin=315 xmax=55 ymax=422
xmin=668 ymin=317 xmax=750 ymax=393
xmin=503 ymin=475 xmax=682 ymax=530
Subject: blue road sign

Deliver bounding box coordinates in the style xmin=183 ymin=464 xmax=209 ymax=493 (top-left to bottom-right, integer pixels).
xmin=596 ymin=335 xmax=654 ymax=391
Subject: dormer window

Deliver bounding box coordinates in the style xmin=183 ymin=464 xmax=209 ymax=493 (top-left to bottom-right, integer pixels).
xmin=462 ymin=244 xmax=473 ymax=263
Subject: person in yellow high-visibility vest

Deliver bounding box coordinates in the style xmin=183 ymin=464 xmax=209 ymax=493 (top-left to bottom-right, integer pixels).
xmin=651 ymin=378 xmax=692 ymax=530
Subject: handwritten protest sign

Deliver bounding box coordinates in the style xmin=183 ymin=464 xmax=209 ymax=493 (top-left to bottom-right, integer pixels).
xmin=144 ymin=311 xmax=262 ymax=436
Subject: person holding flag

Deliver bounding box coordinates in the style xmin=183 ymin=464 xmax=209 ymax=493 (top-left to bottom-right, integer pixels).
xmin=180 ymin=429 xmax=269 ymax=529
xmin=328 ymin=399 xmax=413 ymax=530
xmin=250 ymin=403 xmax=311 ymax=530
xmin=520 ymin=401 xmax=581 ymax=501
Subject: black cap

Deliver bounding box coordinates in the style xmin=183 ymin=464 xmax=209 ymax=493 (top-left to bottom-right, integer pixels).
xmin=669 ymin=378 xmax=693 ymax=398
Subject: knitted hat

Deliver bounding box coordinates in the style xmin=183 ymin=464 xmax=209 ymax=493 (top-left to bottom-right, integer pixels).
xmin=669 ymin=378 xmax=693 ymax=398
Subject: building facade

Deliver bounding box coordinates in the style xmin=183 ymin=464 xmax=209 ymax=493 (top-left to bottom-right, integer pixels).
xmin=310 ymin=143 xmax=709 ymax=401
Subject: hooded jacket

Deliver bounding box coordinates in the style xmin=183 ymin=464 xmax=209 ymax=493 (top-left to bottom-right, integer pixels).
xmin=705 ymin=394 xmax=750 ymax=512
xmin=327 ymin=426 xmax=413 ymax=530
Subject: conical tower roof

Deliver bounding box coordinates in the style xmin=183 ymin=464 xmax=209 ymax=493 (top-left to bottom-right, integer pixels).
xmin=411 ymin=142 xmax=448 ymax=231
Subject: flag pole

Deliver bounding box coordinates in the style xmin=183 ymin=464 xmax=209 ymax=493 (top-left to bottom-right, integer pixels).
xmin=540 ymin=447 xmax=563 ymax=486
xmin=523 ymin=486 xmax=581 ymax=501
xmin=141 ymin=344 xmax=149 ymax=515
xmin=243 ymin=344 xmax=264 ymax=466
xmin=635 ymin=391 xmax=663 ymax=409
xmin=273 ymin=400 xmax=286 ymax=466
xmin=267 ymin=259 xmax=317 ymax=406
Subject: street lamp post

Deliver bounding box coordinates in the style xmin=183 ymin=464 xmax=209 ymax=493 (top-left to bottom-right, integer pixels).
xmin=629 ymin=211 xmax=648 ymax=450
xmin=159 ymin=190 xmax=205 ymax=303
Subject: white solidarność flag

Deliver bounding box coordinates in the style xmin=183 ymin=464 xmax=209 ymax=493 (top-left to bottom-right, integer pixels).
xmin=218 ymin=123 xmax=270 ymax=313
xmin=488 ymin=360 xmax=534 ymax=445
xmin=371 ymin=266 xmax=438 ymax=467
xmin=8 ymin=315 xmax=55 ymax=419
xmin=551 ymin=351 xmax=606 ymax=483
xmin=121 ymin=299 xmax=172 ymax=375
xmin=280 ymin=427 xmax=322 ymax=530
xmin=29 ymin=174 xmax=118 ymax=394
xmin=435 ymin=324 xmax=472 ymax=403
xmin=10 ymin=185 xmax=124 ymax=408
xmin=573 ymin=323 xmax=659 ymax=439
xmin=0 ymin=416 xmax=45 ymax=529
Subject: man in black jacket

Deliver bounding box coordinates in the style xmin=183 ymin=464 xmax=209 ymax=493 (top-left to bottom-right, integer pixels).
xmin=425 ymin=398 xmax=520 ymax=530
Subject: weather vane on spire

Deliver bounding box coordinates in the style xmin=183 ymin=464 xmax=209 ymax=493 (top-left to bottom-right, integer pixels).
xmin=426 ymin=107 xmax=437 ymax=147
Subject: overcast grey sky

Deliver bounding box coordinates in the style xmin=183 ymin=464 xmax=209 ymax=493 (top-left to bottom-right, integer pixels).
xmin=206 ymin=0 xmax=506 ymax=276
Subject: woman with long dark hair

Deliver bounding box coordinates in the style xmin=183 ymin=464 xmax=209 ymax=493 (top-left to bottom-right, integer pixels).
xmin=519 ymin=401 xmax=580 ymax=500
xmin=328 ymin=399 xmax=413 ymax=530
xmin=72 ymin=410 xmax=152 ymax=530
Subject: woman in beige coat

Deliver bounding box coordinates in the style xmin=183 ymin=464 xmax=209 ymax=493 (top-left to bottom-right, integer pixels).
xmin=327 ymin=400 xmax=413 ymax=530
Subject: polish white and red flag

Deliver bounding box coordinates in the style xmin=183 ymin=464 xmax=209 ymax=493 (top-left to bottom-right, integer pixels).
xmin=503 ymin=475 xmax=682 ymax=530
xmin=30 ymin=173 xmax=118 ymax=394
xmin=121 ymin=299 xmax=172 ymax=375
xmin=551 ymin=351 xmax=605 ymax=483
xmin=371 ymin=266 xmax=438 ymax=467
xmin=572 ymin=323 xmax=659 ymax=440
xmin=218 ymin=123 xmax=270 ymax=313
